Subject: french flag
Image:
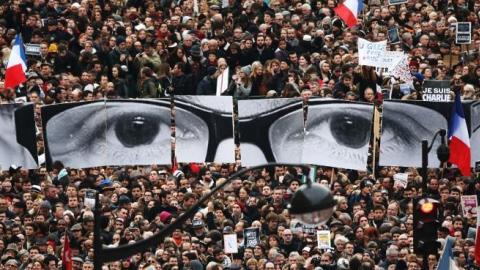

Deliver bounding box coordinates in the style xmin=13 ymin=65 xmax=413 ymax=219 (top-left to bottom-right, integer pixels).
xmin=334 ymin=0 xmax=363 ymax=28
xmin=4 ymin=35 xmax=27 ymax=90
xmin=448 ymin=92 xmax=471 ymax=176
xmin=437 ymin=236 xmax=459 ymax=270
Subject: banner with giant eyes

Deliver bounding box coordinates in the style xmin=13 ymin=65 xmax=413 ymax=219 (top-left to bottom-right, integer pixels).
xmin=471 ymin=101 xmax=480 ymax=166
xmin=301 ymin=98 xmax=374 ymax=171
xmin=238 ymin=98 xmax=304 ymax=166
xmin=41 ymin=99 xmax=172 ymax=169
xmin=379 ymin=100 xmax=476 ymax=168
xmin=0 ymin=103 xmax=38 ymax=169
xmin=174 ymin=96 xmax=235 ymax=163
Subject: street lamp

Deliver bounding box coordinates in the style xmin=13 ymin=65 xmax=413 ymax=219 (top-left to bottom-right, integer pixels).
xmin=289 ymin=178 xmax=336 ymax=225
xmin=420 ymin=129 xmax=450 ymax=192
xmin=93 ymin=163 xmax=336 ymax=270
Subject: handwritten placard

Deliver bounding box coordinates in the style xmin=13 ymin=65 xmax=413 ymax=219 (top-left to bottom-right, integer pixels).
xmin=358 ymin=38 xmax=387 ymax=67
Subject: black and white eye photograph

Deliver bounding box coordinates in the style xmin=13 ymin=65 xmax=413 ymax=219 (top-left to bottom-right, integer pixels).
xmin=174 ymin=96 xmax=235 ymax=163
xmin=471 ymin=101 xmax=480 ymax=166
xmin=302 ymin=99 xmax=374 ymax=171
xmin=238 ymin=98 xmax=304 ymax=166
xmin=379 ymin=100 xmax=452 ymax=168
xmin=0 ymin=103 xmax=38 ymax=169
xmin=42 ymin=99 xmax=172 ymax=169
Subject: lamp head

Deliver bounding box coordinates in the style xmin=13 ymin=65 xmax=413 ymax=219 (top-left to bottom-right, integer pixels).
xmin=289 ymin=183 xmax=335 ymax=225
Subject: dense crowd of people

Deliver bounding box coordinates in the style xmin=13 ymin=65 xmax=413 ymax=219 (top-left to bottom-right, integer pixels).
xmin=0 ymin=0 xmax=480 ymax=269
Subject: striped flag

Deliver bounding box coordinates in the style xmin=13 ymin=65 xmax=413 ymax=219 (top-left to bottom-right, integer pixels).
xmin=448 ymin=92 xmax=471 ymax=176
xmin=4 ymin=35 xmax=27 ymax=89
xmin=437 ymin=236 xmax=459 ymax=270
xmin=333 ymin=0 xmax=363 ymax=28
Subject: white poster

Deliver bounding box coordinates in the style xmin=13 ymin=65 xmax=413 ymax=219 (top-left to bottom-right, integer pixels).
xmin=223 ymin=234 xmax=238 ymax=254
xmin=317 ymin=230 xmax=331 ymax=249
xmin=216 ymin=67 xmax=229 ymax=96
xmin=393 ymin=173 xmax=409 ymax=188
xmin=358 ymin=38 xmax=387 ymax=67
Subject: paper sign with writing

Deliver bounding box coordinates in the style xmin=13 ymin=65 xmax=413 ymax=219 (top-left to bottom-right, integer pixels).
xmin=422 ymin=80 xmax=451 ymax=102
xmin=393 ymin=173 xmax=409 ymax=188
xmin=456 ymin=22 xmax=471 ymax=44
xmin=224 ymin=234 xmax=238 ymax=253
xmin=358 ymin=38 xmax=387 ymax=67
xmin=317 ymin=230 xmax=331 ymax=249
xmin=388 ymin=0 xmax=407 ymax=4
xmin=461 ymin=195 xmax=478 ymax=217
xmin=25 ymin=44 xmax=41 ymax=56
xmin=244 ymin=227 xmax=261 ymax=248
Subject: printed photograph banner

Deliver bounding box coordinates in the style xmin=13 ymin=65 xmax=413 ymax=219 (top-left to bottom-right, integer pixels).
xmin=379 ymin=100 xmax=475 ymax=168
xmin=174 ymin=96 xmax=235 ymax=163
xmin=471 ymin=101 xmax=480 ymax=166
xmin=42 ymin=99 xmax=171 ymax=169
xmin=238 ymin=98 xmax=304 ymax=166
xmin=0 ymin=103 xmax=38 ymax=169
xmin=302 ymin=99 xmax=374 ymax=171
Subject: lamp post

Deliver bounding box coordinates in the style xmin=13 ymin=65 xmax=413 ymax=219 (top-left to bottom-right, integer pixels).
xmin=93 ymin=163 xmax=336 ymax=270
xmin=420 ymin=129 xmax=450 ymax=193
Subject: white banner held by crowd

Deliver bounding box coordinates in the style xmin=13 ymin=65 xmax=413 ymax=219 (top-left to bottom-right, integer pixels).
xmin=358 ymin=38 xmax=387 ymax=67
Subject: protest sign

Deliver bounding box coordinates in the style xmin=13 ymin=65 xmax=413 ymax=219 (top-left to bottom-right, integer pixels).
xmin=391 ymin=54 xmax=414 ymax=85
xmin=388 ymin=28 xmax=400 ymax=43
xmin=25 ymin=44 xmax=41 ymax=56
xmin=223 ymin=234 xmax=238 ymax=253
xmin=358 ymin=38 xmax=387 ymax=67
xmin=456 ymin=22 xmax=471 ymax=44
xmin=393 ymin=173 xmax=409 ymax=189
xmin=461 ymin=195 xmax=478 ymax=217
xmin=216 ymin=67 xmax=229 ymax=96
xmin=317 ymin=230 xmax=331 ymax=249
xmin=84 ymin=189 xmax=97 ymax=209
xmin=388 ymin=0 xmax=407 ymax=5
xmin=244 ymin=227 xmax=261 ymax=248
xmin=381 ymin=51 xmax=404 ymax=69
xmin=422 ymin=80 xmax=451 ymax=102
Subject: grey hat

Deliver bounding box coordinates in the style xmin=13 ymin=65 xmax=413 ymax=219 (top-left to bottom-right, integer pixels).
xmin=191 ymin=260 xmax=203 ymax=270
xmin=71 ymin=223 xmax=83 ymax=231
xmin=73 ymin=257 xmax=84 ymax=264
xmin=240 ymin=65 xmax=252 ymax=77
xmin=5 ymin=259 xmax=19 ymax=267
xmin=40 ymin=200 xmax=52 ymax=209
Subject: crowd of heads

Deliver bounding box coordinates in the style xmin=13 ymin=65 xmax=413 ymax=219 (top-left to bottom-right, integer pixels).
xmin=0 ymin=0 xmax=479 ymax=269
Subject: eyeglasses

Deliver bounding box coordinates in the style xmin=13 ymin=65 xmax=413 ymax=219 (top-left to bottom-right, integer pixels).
xmin=238 ymin=98 xmax=304 ymax=163
xmin=174 ymin=97 xmax=234 ymax=162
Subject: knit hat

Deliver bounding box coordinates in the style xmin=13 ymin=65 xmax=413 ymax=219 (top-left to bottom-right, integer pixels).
xmin=159 ymin=211 xmax=172 ymax=223
xmin=240 ymin=65 xmax=252 ymax=76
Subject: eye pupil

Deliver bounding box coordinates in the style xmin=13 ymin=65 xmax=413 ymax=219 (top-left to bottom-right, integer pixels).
xmin=330 ymin=114 xmax=369 ymax=149
xmin=115 ymin=116 xmax=158 ymax=147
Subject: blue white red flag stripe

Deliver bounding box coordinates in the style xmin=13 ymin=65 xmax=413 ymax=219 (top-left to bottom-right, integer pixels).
xmin=448 ymin=93 xmax=471 ymax=176
xmin=437 ymin=236 xmax=459 ymax=270
xmin=334 ymin=0 xmax=363 ymax=28
xmin=4 ymin=35 xmax=27 ymax=89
